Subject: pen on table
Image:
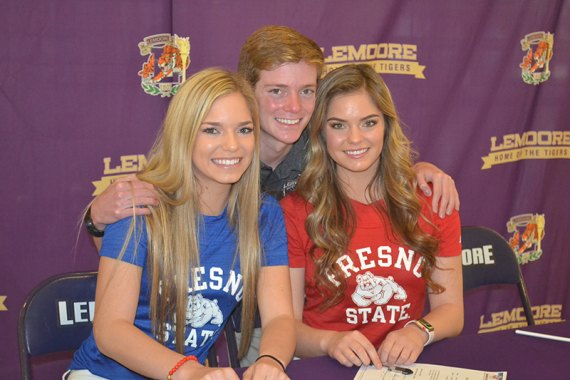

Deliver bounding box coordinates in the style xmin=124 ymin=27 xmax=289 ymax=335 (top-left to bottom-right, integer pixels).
xmin=515 ymin=329 xmax=570 ymax=343
xmin=387 ymin=366 xmax=414 ymax=375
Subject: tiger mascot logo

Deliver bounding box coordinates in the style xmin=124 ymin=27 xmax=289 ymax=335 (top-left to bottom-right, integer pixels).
xmin=507 ymin=213 xmax=545 ymax=264
xmin=519 ymin=32 xmax=554 ymax=85
xmin=138 ymin=34 xmax=190 ymax=97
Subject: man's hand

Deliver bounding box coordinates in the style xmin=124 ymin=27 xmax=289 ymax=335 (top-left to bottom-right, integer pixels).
xmin=414 ymin=162 xmax=460 ymax=218
xmin=90 ymin=174 xmax=159 ymax=229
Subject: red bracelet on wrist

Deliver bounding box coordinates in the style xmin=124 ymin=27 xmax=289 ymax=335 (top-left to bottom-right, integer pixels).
xmin=167 ymin=355 xmax=198 ymax=379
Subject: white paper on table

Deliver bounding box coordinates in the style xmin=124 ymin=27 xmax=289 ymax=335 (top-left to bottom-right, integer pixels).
xmin=354 ymin=364 xmax=507 ymax=380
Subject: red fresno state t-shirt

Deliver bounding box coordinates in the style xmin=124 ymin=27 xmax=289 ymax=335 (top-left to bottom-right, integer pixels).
xmin=281 ymin=192 xmax=461 ymax=347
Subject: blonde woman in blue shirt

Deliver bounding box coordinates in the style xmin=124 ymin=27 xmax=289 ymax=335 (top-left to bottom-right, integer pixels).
xmin=68 ymin=68 xmax=294 ymax=380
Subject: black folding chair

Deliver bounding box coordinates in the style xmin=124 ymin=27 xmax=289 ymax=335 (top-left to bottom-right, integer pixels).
xmin=18 ymin=271 xmax=98 ymax=380
xmin=18 ymin=270 xmax=238 ymax=378
xmin=461 ymin=226 xmax=535 ymax=326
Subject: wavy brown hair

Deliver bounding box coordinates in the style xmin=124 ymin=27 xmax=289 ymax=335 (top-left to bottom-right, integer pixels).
xmin=130 ymin=68 xmax=261 ymax=358
xmin=297 ymin=64 xmax=441 ymax=309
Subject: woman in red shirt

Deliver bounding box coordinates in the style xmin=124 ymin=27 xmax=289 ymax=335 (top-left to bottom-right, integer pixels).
xmin=281 ymin=64 xmax=464 ymax=369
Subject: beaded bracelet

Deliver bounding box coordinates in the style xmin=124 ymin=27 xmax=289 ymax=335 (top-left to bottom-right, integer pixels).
xmin=256 ymin=354 xmax=286 ymax=372
xmin=167 ymin=355 xmax=198 ymax=380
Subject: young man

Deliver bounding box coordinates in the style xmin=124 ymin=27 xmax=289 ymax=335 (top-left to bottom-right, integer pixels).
xmin=84 ymin=25 xmax=459 ymax=365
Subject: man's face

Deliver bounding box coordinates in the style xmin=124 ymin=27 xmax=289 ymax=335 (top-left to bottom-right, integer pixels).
xmin=254 ymin=61 xmax=318 ymax=149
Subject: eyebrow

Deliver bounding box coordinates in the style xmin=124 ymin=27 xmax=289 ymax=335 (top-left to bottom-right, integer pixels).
xmin=262 ymin=83 xmax=317 ymax=89
xmin=327 ymin=114 xmax=381 ymax=122
xmin=201 ymin=120 xmax=253 ymax=127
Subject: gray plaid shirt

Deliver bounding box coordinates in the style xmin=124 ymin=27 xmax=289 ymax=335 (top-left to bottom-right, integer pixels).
xmin=260 ymin=130 xmax=308 ymax=200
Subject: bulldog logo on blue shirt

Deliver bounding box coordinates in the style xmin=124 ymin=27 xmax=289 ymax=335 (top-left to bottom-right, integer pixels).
xmin=185 ymin=293 xmax=224 ymax=328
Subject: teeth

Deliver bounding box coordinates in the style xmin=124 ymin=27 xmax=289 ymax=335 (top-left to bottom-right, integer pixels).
xmin=345 ymin=148 xmax=368 ymax=156
xmin=275 ymin=117 xmax=301 ymax=125
xmin=213 ymin=158 xmax=240 ymax=165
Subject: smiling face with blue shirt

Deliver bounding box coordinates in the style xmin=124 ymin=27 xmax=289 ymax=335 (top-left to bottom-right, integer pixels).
xmin=192 ymin=92 xmax=256 ymax=204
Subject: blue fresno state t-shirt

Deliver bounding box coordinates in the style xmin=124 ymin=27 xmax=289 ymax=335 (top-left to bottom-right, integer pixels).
xmin=70 ymin=196 xmax=288 ymax=379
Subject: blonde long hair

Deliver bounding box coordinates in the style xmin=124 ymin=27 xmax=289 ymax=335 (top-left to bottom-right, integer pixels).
xmin=135 ymin=68 xmax=261 ymax=357
xmin=297 ymin=64 xmax=440 ymax=309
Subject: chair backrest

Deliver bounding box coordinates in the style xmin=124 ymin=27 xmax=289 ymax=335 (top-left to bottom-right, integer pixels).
xmin=207 ymin=317 xmax=240 ymax=368
xmin=18 ymin=271 xmax=98 ymax=380
xmin=227 ymin=302 xmax=262 ymax=367
xmin=208 ymin=302 xmax=261 ymax=368
xmin=461 ymin=226 xmax=535 ymax=325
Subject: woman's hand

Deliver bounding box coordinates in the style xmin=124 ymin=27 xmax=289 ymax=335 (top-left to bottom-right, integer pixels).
xmin=243 ymin=358 xmax=289 ymax=380
xmin=324 ymin=330 xmax=382 ymax=368
xmin=377 ymin=324 xmax=426 ymax=366
xmin=172 ymin=361 xmax=239 ymax=380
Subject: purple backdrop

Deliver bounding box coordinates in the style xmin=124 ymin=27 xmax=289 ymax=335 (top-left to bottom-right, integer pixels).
xmin=1 ymin=0 xmax=568 ymax=378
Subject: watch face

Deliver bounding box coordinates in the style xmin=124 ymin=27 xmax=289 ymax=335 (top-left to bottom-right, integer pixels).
xmin=418 ymin=319 xmax=434 ymax=332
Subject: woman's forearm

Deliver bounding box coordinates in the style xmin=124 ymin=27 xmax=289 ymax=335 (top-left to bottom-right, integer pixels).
xmin=422 ymin=303 xmax=464 ymax=342
xmin=94 ymin=318 xmax=188 ymax=379
xmin=293 ymin=319 xmax=337 ymax=358
xmin=258 ymin=314 xmax=296 ymax=365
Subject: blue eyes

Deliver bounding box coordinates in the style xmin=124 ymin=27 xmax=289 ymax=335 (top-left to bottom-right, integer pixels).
xmin=267 ymin=88 xmax=316 ymax=96
xmin=328 ymin=119 xmax=379 ymax=129
xmin=238 ymin=127 xmax=254 ymax=134
xmin=201 ymin=127 xmax=253 ymax=134
xmin=364 ymin=119 xmax=378 ymax=128
xmin=203 ymin=127 xmax=219 ymax=134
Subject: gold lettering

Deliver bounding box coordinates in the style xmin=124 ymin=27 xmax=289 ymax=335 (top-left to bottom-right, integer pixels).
xmin=0 ymin=295 xmax=6 ymax=311
xmin=102 ymin=155 xmax=147 ymax=176
xmin=137 ymin=154 xmax=147 ymax=170
xmin=503 ymin=134 xmax=515 ymax=149
xmin=517 ymin=307 xmax=525 ymax=321
xmin=479 ymin=314 xmax=493 ymax=329
xmin=103 ymin=157 xmax=122 ymax=175
xmin=367 ymin=44 xmax=378 ymax=60
xmin=376 ymin=43 xmax=388 ymax=59
xmin=332 ymin=46 xmax=347 ymax=62
xmin=490 ymin=136 xmax=503 ymax=151
xmin=552 ymin=131 xmax=563 ymax=145
xmin=540 ymin=304 xmax=550 ymax=318
xmin=402 ymin=44 xmax=417 ymax=60
xmin=524 ymin=131 xmax=537 ymax=145
xmin=491 ymin=311 xmax=503 ymax=325
xmin=538 ymin=131 xmax=551 ymax=145
xmin=121 ymin=155 xmax=138 ymax=171
xmin=348 ymin=45 xmax=367 ymax=61
xmin=388 ymin=43 xmax=403 ymax=59
xmin=502 ymin=309 xmax=518 ymax=323
xmin=324 ymin=43 xmax=420 ymax=65
xmin=551 ymin=304 xmax=562 ymax=318
xmin=489 ymin=131 xmax=570 ymax=153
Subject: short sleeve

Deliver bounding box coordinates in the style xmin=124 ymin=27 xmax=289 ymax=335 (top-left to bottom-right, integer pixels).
xmin=259 ymin=195 xmax=289 ymax=266
xmin=100 ymin=216 xmax=148 ymax=267
xmin=432 ymin=207 xmax=461 ymax=258
xmin=280 ymin=193 xmax=311 ymax=269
